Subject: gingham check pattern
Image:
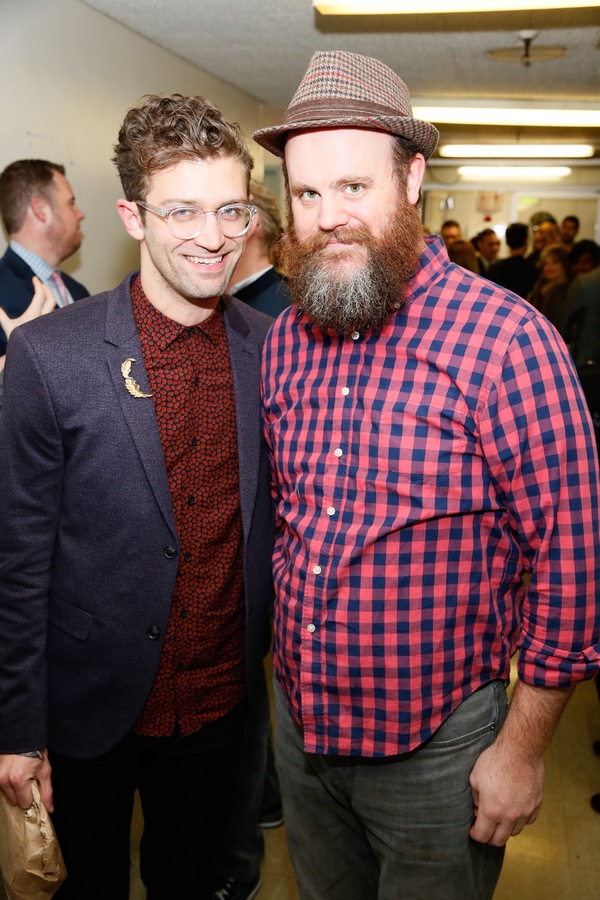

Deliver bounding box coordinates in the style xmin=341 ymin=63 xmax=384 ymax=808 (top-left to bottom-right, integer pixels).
xmin=261 ymin=236 xmax=600 ymax=758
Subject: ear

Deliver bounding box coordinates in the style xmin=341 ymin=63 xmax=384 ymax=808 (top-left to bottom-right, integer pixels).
xmin=406 ymin=154 xmax=426 ymax=206
xmin=117 ymin=199 xmax=145 ymax=240
xmin=30 ymin=195 xmax=50 ymax=223
xmin=247 ymin=211 xmax=261 ymax=238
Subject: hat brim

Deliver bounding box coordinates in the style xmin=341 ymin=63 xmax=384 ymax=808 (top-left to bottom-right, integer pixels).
xmin=253 ymin=114 xmax=439 ymax=161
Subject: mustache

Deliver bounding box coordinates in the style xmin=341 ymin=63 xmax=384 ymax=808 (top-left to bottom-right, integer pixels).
xmin=286 ymin=225 xmax=375 ymax=254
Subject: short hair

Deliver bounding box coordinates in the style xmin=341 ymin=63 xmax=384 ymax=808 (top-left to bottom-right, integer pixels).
xmin=249 ymin=180 xmax=283 ymax=261
xmin=0 ymin=158 xmax=65 ymax=234
xmin=113 ymin=93 xmax=254 ymax=203
xmin=441 ymin=220 xmax=461 ymax=231
xmin=505 ymin=223 xmax=528 ymax=250
xmin=447 ymin=239 xmax=479 ymax=273
xmin=390 ymin=136 xmax=423 ymax=208
xmin=474 ymin=228 xmax=496 ymax=247
xmin=539 ymin=242 xmax=569 ymax=271
xmin=530 ymin=211 xmax=557 ymax=228
xmin=562 ymin=215 xmax=580 ymax=230
xmin=569 ymin=239 xmax=600 ymax=268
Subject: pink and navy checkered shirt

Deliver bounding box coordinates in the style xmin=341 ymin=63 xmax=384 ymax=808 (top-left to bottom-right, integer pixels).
xmin=261 ymin=236 xmax=600 ymax=758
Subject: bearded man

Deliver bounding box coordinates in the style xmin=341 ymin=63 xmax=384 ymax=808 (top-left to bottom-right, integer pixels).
xmin=254 ymin=51 xmax=600 ymax=900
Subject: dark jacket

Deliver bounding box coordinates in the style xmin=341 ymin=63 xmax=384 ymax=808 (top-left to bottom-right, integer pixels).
xmin=0 ymin=274 xmax=274 ymax=759
xmin=0 ymin=245 xmax=89 ymax=353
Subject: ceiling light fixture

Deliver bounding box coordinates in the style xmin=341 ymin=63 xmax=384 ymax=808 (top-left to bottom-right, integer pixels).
xmin=313 ymin=1 xmax=599 ymax=14
xmin=458 ymin=166 xmax=572 ymax=180
xmin=439 ymin=144 xmax=594 ymax=158
xmin=412 ymin=105 xmax=600 ymax=128
xmin=487 ymin=31 xmax=566 ymax=67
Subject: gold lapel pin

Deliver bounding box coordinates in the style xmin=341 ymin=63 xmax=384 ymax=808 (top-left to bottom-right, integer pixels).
xmin=121 ymin=358 xmax=152 ymax=398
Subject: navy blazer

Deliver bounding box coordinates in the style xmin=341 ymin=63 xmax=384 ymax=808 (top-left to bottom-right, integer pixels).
xmin=0 ymin=246 xmax=89 ymax=353
xmin=0 ymin=274 xmax=274 ymax=759
xmin=234 ymin=267 xmax=290 ymax=319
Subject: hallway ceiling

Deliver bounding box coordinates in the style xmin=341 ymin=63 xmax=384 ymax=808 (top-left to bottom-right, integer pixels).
xmin=82 ymin=1 xmax=600 ymax=163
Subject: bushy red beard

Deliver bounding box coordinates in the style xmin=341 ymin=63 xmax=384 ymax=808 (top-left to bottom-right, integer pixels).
xmin=280 ymin=194 xmax=424 ymax=336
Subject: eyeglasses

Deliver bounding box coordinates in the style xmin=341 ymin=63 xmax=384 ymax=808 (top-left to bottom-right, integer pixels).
xmin=135 ymin=200 xmax=257 ymax=239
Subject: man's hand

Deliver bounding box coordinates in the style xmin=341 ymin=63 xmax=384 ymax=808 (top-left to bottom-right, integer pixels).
xmin=468 ymin=680 xmax=572 ymax=847
xmin=0 ymin=276 xmax=55 ymax=342
xmin=469 ymin=737 xmax=543 ymax=846
xmin=0 ymin=752 xmax=53 ymax=811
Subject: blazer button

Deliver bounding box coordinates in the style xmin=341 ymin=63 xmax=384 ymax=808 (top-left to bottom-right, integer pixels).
xmin=163 ymin=545 xmax=177 ymax=559
xmin=146 ymin=625 xmax=160 ymax=640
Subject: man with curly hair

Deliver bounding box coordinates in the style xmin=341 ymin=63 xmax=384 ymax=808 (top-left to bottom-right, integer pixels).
xmin=0 ymin=94 xmax=274 ymax=899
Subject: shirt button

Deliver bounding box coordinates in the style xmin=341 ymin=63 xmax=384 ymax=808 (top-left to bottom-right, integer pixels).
xmin=326 ymin=506 xmax=336 ymax=516
xmin=146 ymin=625 xmax=160 ymax=640
xmin=341 ymin=387 xmax=350 ymax=396
xmin=164 ymin=545 xmax=177 ymax=559
xmin=191 ymin=438 xmax=198 ymax=448
xmin=180 ymin=609 xmax=188 ymax=619
xmin=334 ymin=448 xmax=343 ymax=458
xmin=188 ymin=495 xmax=195 ymax=506
xmin=184 ymin=552 xmax=192 ymax=562
xmin=307 ymin=623 xmax=316 ymax=634
xmin=312 ymin=565 xmax=322 ymax=575
xmin=351 ymin=331 xmax=360 ymax=340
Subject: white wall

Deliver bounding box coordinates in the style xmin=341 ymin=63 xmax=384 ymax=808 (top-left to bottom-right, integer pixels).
xmin=0 ymin=0 xmax=267 ymax=293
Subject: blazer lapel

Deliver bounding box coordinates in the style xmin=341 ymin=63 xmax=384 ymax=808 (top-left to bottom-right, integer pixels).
xmin=222 ymin=298 xmax=261 ymax=543
xmin=104 ymin=276 xmax=177 ymax=539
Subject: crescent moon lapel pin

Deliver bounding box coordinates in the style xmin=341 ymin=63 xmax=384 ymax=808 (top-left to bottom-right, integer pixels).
xmin=121 ymin=358 xmax=152 ymax=398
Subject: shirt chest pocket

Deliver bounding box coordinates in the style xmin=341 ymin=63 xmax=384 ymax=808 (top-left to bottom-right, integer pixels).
xmin=369 ymin=391 xmax=472 ymax=482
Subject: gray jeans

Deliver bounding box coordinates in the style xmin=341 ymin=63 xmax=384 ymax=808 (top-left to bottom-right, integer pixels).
xmin=274 ymin=679 xmax=507 ymax=900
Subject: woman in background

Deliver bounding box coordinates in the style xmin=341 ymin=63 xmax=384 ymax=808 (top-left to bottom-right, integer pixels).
xmin=528 ymin=243 xmax=571 ymax=329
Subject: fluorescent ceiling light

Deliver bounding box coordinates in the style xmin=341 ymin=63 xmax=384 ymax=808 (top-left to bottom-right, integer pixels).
xmin=313 ymin=1 xmax=599 ymax=13
xmin=413 ymin=106 xmax=600 ymax=128
xmin=439 ymin=144 xmax=594 ymax=158
xmin=458 ymin=166 xmax=572 ymax=179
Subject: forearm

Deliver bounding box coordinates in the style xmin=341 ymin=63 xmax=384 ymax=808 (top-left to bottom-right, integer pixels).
xmin=496 ymin=679 xmax=573 ymax=760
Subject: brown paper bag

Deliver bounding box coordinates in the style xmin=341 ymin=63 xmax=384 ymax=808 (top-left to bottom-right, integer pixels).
xmin=0 ymin=781 xmax=67 ymax=899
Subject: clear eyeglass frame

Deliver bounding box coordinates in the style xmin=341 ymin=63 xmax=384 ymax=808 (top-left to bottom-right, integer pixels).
xmin=135 ymin=200 xmax=257 ymax=239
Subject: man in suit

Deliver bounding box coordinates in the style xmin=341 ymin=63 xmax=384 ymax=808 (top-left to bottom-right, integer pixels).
xmin=0 ymin=94 xmax=274 ymax=900
xmin=0 ymin=158 xmax=88 ymax=355
xmin=229 ymin=179 xmax=289 ymax=319
xmin=473 ymin=227 xmax=500 ymax=276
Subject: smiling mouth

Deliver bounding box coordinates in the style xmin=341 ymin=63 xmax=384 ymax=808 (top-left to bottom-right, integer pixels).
xmin=185 ymin=255 xmax=224 ymax=267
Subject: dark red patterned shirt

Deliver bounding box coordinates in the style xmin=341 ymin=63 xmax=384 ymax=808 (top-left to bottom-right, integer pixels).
xmin=131 ymin=277 xmax=245 ymax=737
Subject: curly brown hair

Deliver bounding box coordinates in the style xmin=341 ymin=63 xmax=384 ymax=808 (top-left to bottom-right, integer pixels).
xmin=113 ymin=93 xmax=254 ymax=202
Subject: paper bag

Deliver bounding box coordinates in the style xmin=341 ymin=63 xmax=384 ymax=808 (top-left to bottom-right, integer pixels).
xmin=0 ymin=781 xmax=66 ymax=899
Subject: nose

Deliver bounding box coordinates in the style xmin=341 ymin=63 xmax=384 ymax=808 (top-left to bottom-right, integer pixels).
xmin=193 ymin=211 xmax=225 ymax=250
xmin=77 ymin=206 xmax=85 ymax=221
xmin=317 ymin=193 xmax=350 ymax=233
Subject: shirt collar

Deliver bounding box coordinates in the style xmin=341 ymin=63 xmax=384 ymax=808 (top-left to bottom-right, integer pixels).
xmin=229 ymin=265 xmax=273 ymax=295
xmin=10 ymin=240 xmax=54 ymax=282
xmin=130 ymin=274 xmax=223 ymax=351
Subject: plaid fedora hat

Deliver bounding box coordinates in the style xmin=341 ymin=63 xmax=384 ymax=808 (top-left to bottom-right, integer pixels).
xmin=253 ymin=50 xmax=439 ymax=160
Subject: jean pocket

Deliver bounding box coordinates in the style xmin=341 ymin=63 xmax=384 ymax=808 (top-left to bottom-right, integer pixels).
xmin=426 ymin=681 xmax=507 ymax=750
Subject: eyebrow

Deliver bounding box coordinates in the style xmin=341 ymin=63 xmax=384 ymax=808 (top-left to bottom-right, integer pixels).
xmin=291 ymin=176 xmax=375 ymax=193
xmin=157 ymin=196 xmax=248 ymax=207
